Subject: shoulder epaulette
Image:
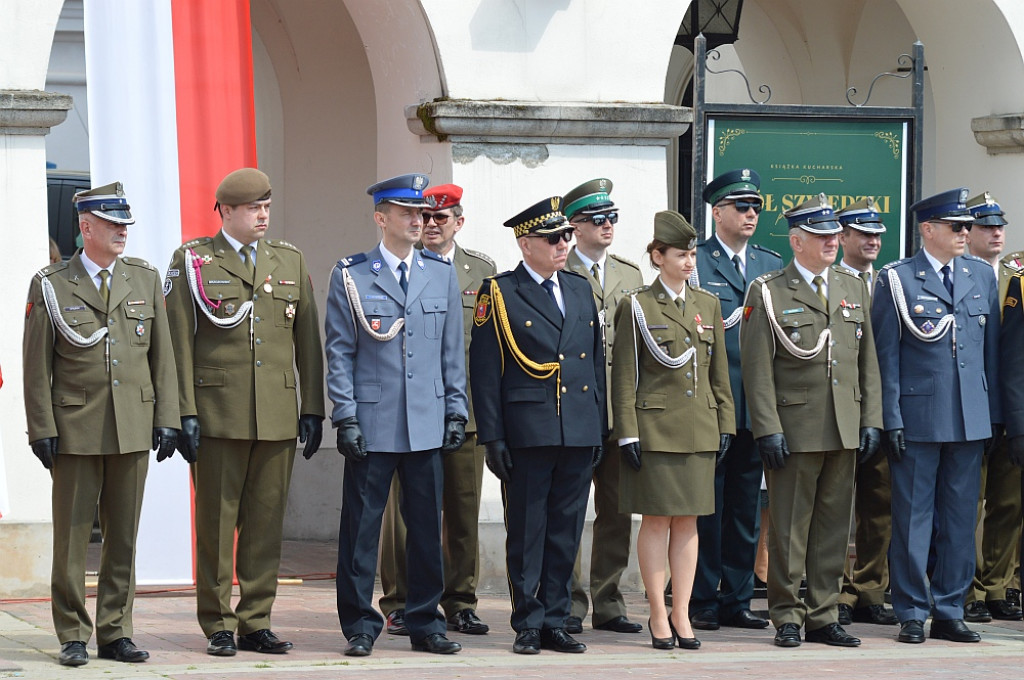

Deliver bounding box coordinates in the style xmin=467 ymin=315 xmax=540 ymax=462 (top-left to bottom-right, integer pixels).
xmin=338 ymin=253 xmax=367 ymax=268
xmin=182 ymin=236 xmax=213 ymax=249
xmin=421 ymin=249 xmax=449 ymax=264
xmin=752 ymin=244 xmax=783 ymax=259
xmin=1000 ymin=251 xmax=1024 ymax=271
xmin=962 ymin=253 xmax=989 ymax=265
xmin=492 ymin=270 xmax=515 ymax=280
xmin=121 ymin=256 xmax=154 ymax=270
xmin=609 ymin=253 xmax=641 ymax=270
xmin=754 ymin=269 xmax=785 ymax=284
xmin=463 ymin=247 xmax=496 ymax=269
xmin=35 ymin=260 xmax=70 ymax=279
xmin=625 ymin=285 xmax=649 ymax=295
xmin=561 ymin=269 xmax=588 ymax=281
xmin=690 ymin=285 xmax=718 ymax=301
xmin=880 ymin=257 xmax=912 ymax=272
xmin=831 ymin=264 xmax=859 ymax=279
xmin=266 ymin=238 xmax=299 ymax=251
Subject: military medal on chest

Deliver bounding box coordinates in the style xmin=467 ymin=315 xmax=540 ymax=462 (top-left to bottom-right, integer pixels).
xmin=136 ymin=322 xmax=145 ymax=337
xmin=285 ymin=302 xmax=296 ymax=320
xmin=263 ymin=275 xmax=273 ymax=294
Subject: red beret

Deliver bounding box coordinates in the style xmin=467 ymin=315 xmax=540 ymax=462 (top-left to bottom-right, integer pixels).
xmin=424 ymin=183 xmax=463 ymax=210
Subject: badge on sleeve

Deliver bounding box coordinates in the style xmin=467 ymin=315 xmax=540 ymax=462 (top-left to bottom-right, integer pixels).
xmin=25 ymin=301 xmax=33 ymax=319
xmin=474 ymin=293 xmax=492 ymax=326
xmin=743 ymin=305 xmax=754 ymax=321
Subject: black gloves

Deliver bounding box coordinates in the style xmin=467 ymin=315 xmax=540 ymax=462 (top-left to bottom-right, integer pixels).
xmin=857 ymin=427 xmax=882 ymax=465
xmin=153 ymin=427 xmax=179 ymax=462
xmin=299 ymin=414 xmax=324 ymax=460
xmin=484 ymin=440 xmax=513 ymax=482
xmin=757 ymin=433 xmax=790 ymax=470
xmin=442 ymin=414 xmax=468 ymax=454
xmin=592 ymin=444 xmax=604 ymax=469
xmin=716 ymin=434 xmax=733 ymax=466
xmin=30 ymin=437 xmax=58 ymax=470
xmin=336 ymin=416 xmax=368 ymax=462
xmin=885 ymin=428 xmax=906 ymax=463
xmin=1009 ymin=436 xmax=1024 ymax=467
xmin=620 ymin=441 xmax=641 ymax=471
xmin=177 ymin=416 xmax=200 ymax=464
xmin=985 ymin=423 xmax=1005 ymax=457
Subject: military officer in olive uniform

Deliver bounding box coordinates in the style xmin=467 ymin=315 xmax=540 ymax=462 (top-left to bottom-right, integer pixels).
xmin=23 ymin=182 xmax=179 ymax=666
xmin=872 ymin=188 xmax=1001 ymax=644
xmin=962 ymin=192 xmax=1023 ymax=623
xmin=470 ymin=197 xmax=606 ymax=655
xmin=378 ymin=183 xmax=496 ymax=637
xmin=326 ymin=174 xmax=467 ymax=658
xmin=741 ymin=193 xmax=882 ymax=648
xmin=562 ymin=178 xmax=644 ymax=635
xmin=163 ymin=168 xmax=325 ymax=656
xmin=691 ymin=169 xmax=780 ymax=632
xmin=833 ymin=197 xmax=899 ymax=627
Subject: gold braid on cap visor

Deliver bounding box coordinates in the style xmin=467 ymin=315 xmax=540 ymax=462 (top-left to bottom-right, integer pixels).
xmin=513 ymin=213 xmax=566 ymax=237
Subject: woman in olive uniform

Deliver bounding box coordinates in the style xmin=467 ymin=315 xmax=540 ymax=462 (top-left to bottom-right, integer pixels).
xmin=611 ymin=210 xmax=735 ymax=650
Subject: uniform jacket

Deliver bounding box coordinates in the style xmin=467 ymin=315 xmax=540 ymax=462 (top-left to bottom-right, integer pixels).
xmin=163 ymin=231 xmax=325 ymax=441
xmin=741 ymin=261 xmax=882 ymax=452
xmin=566 ymin=248 xmax=643 ymax=434
xmin=1001 ymin=272 xmax=1024 ymax=438
xmin=325 ymin=244 xmax=467 ymax=453
xmin=611 ymin=278 xmax=735 ymax=453
xmin=872 ymin=249 xmax=1001 ymax=442
xmin=998 ymin=250 xmax=1024 ymax=307
xmin=470 ymin=264 xmax=606 ymax=450
xmin=23 ymin=252 xmax=179 ymax=454
xmin=453 ymin=244 xmax=497 ymax=434
xmin=696 ymin=238 xmax=782 ymax=430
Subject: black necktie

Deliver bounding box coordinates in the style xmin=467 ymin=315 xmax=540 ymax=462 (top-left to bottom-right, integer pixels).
xmin=397 ymin=261 xmax=409 ymax=294
xmin=941 ymin=264 xmax=953 ymax=297
xmin=732 ymin=254 xmax=745 ymax=280
xmin=541 ymin=278 xmax=562 ymax=316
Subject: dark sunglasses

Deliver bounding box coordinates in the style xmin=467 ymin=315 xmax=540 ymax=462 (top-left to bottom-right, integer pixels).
xmin=574 ymin=212 xmax=619 ymax=227
xmin=532 ymin=230 xmax=573 ymax=245
xmin=937 ymin=220 xmax=973 ymax=233
xmin=730 ymin=200 xmax=763 ymax=214
xmin=422 ymin=212 xmax=452 ymax=225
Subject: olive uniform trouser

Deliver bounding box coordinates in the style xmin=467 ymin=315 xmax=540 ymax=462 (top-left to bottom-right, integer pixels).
xmin=838 ymin=445 xmax=891 ymax=608
xmin=967 ymin=441 xmax=1023 ymax=603
xmin=570 ymin=435 xmax=633 ymax=625
xmin=51 ymin=451 xmax=148 ymax=645
xmin=766 ymin=451 xmax=855 ymax=630
xmin=194 ymin=437 xmax=295 ymax=637
xmin=378 ymin=435 xmax=485 ymax=618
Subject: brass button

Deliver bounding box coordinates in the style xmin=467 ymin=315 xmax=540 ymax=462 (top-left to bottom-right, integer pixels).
xmin=580 ymin=353 xmax=586 ymax=359
xmin=559 ymin=353 xmax=565 ymax=360
xmin=582 ymin=385 xmax=589 ymax=392
xmin=525 ymin=320 xmax=533 ymax=327
xmin=561 ymin=386 xmax=567 ymax=394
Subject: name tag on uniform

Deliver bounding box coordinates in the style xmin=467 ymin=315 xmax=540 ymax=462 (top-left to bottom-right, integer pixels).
xmin=647 ymin=324 xmax=668 ymax=330
xmin=208 ymin=280 xmax=232 ymax=285
xmin=63 ymin=305 xmax=86 ymax=311
xmin=365 ymin=294 xmax=389 ymax=301
xmin=704 ymin=281 xmax=728 ymax=287
xmin=782 ymin=307 xmax=805 ymax=315
xmin=916 ymin=294 xmax=938 ymax=301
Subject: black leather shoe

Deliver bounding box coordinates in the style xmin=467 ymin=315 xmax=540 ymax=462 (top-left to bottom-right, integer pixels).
xmin=594 ymin=615 xmax=643 ymax=633
xmin=987 ymin=599 xmax=1024 ymax=621
xmin=411 ymin=632 xmax=462 ymax=654
xmin=238 ymin=629 xmax=293 ymax=654
xmin=1007 ymin=588 xmax=1022 ymax=608
xmin=837 ymin=603 xmax=853 ymax=625
xmin=805 ymin=622 xmax=860 ymax=647
xmin=206 ymin=630 xmax=237 ymax=656
xmin=723 ymin=609 xmax=769 ymax=629
xmin=58 ymin=641 xmax=89 ymax=666
xmin=564 ymin=616 xmax=583 ymax=634
xmin=97 ymin=637 xmax=149 ymax=663
xmin=964 ymin=600 xmax=992 ymax=623
xmin=774 ymin=623 xmax=802 ymax=647
xmin=897 ymin=619 xmax=925 ymax=643
xmin=540 ymin=628 xmax=586 ymax=653
xmin=344 ymin=633 xmax=373 ymax=657
xmin=512 ymin=628 xmax=541 ymax=654
xmin=930 ymin=618 xmax=980 ymax=643
xmin=386 ymin=609 xmax=409 ymax=636
xmin=447 ymin=608 xmax=489 ymax=635
xmin=690 ymin=609 xmax=720 ymax=630
xmin=852 ymin=604 xmax=899 ymax=625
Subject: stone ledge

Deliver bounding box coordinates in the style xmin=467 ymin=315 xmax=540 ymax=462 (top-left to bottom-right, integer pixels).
xmin=0 ymin=90 xmax=72 ymax=135
xmin=407 ymin=99 xmax=692 ymax=146
xmin=972 ymin=113 xmax=1024 ymax=155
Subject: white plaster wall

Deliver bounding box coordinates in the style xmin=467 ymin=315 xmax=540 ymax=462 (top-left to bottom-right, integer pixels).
xmin=44 ymin=0 xmax=88 ymax=171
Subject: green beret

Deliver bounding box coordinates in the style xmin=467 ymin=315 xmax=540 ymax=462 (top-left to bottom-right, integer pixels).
xmin=654 ymin=210 xmax=697 ymax=250
xmin=215 ymin=168 xmax=272 ymax=207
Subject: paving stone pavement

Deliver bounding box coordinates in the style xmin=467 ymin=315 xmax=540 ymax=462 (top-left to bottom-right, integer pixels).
xmin=2 ymin=540 xmax=1023 ymax=679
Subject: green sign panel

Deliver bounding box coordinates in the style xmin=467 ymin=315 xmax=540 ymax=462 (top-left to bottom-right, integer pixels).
xmin=705 ymin=116 xmax=910 ymax=267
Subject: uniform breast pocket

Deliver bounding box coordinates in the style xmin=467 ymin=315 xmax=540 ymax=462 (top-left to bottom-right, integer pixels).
xmin=646 ymin=326 xmax=678 ymax=356
xmin=58 ymin=315 xmax=98 ymax=352
xmin=841 ymin=308 xmax=865 ymax=349
xmin=207 ymin=284 xmax=244 ymax=320
xmin=696 ymin=324 xmax=715 ymax=365
xmin=123 ymin=304 xmax=155 ymax=346
xmin=775 ymin=311 xmax=818 ymax=350
xmin=964 ymin=298 xmax=989 ymax=341
xmin=420 ymin=297 xmax=447 ymax=338
xmin=272 ymin=285 xmax=300 ymax=328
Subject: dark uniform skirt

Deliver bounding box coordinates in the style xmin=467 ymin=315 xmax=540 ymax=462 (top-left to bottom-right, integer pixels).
xmin=619 ymin=450 xmax=715 ymax=516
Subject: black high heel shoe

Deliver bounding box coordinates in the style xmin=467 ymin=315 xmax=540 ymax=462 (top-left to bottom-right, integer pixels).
xmin=648 ymin=618 xmax=674 ymax=650
xmin=669 ymin=617 xmax=701 ymax=650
